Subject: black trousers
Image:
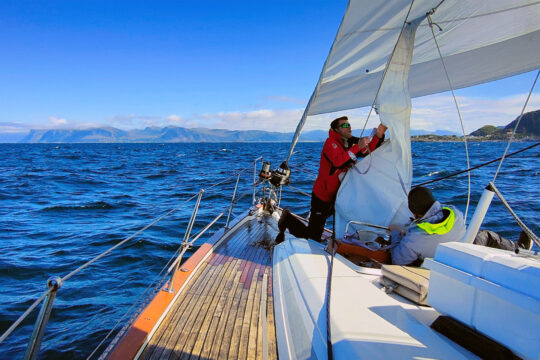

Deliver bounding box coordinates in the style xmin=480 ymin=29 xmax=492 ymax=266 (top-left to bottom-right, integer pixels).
xmin=284 ymin=193 xmax=333 ymax=242
xmin=473 ymin=230 xmax=517 ymax=251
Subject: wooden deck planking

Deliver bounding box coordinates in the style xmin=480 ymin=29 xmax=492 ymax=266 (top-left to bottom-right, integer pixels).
xmin=142 ymin=259 xmax=211 ymax=360
xmin=140 ymin=215 xmax=277 ymax=359
xmin=169 ymin=226 xmax=254 ymax=359
xmin=145 ymin=228 xmax=248 ymax=360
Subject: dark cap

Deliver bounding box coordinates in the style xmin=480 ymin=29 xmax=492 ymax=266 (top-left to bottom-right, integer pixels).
xmin=330 ymin=116 xmax=348 ymax=130
xmin=408 ymin=187 xmax=436 ymax=215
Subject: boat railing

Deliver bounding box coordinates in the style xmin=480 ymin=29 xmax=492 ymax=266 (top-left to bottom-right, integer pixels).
xmin=0 ymin=157 xmax=269 ymax=359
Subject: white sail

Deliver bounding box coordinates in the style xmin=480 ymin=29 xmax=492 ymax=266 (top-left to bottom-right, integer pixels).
xmin=335 ymin=16 xmax=422 ymax=238
xmin=307 ymin=0 xmax=540 ymax=116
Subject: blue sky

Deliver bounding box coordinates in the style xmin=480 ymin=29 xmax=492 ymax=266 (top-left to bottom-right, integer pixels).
xmin=1 ymin=0 xmax=538 ymax=136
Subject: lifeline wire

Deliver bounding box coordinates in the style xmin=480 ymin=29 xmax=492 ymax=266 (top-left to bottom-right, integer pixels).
xmin=492 ymin=69 xmax=540 ymax=183
xmin=63 ymin=168 xmax=249 ymax=283
xmin=489 ymin=182 xmax=540 ymax=248
xmin=414 ymin=142 xmax=540 ymax=187
xmin=60 ymin=192 xmax=200 ymax=283
xmin=427 ymin=13 xmax=471 ymax=221
xmin=0 ymin=289 xmax=52 ymax=344
xmin=1 ymin=168 xmax=250 ymax=347
xmin=89 ymin=212 xmax=226 ymax=360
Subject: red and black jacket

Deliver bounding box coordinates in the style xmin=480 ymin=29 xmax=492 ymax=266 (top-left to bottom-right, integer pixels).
xmin=312 ymin=130 xmax=384 ymax=203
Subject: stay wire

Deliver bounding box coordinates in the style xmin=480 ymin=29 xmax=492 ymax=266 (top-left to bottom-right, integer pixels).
xmin=492 ymin=69 xmax=540 ymax=183
xmin=427 ymin=13 xmax=471 ymax=221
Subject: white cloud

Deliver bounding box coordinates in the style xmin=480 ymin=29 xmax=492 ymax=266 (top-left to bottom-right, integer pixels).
xmin=49 ymin=116 xmax=67 ymax=126
xmin=166 ymin=114 xmax=182 ymax=122
xmin=0 ymin=122 xmax=31 ymax=133
xmin=411 ymin=93 xmax=540 ymax=132
xmin=106 ymin=114 xmax=162 ymax=129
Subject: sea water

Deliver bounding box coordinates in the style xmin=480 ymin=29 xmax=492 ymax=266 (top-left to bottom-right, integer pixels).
xmin=0 ymin=141 xmax=538 ymax=359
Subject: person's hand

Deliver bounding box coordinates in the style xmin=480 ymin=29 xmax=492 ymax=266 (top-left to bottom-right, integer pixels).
xmin=376 ymin=124 xmax=387 ymax=138
xmin=388 ymin=224 xmax=406 ymax=235
xmin=359 ymin=136 xmax=370 ymax=148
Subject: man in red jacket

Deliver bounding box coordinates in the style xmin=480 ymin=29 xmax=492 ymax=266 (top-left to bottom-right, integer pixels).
xmin=275 ymin=116 xmax=386 ymax=243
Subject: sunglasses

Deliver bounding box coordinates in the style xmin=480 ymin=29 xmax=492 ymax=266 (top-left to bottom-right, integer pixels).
xmin=339 ymin=123 xmax=351 ymax=129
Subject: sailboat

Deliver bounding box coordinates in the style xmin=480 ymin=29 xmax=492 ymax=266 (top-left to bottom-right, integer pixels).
xmin=2 ymin=0 xmax=539 ymax=359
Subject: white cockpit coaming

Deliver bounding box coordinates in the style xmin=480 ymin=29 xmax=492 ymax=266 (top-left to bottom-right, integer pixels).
xmin=273 ymin=237 xmax=478 ymax=359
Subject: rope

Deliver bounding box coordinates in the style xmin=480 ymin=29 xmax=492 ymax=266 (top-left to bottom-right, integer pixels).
xmin=489 ymin=182 xmax=540 ymax=248
xmin=360 ymin=0 xmax=416 ymax=136
xmin=492 ymin=70 xmax=540 ymax=183
xmin=326 ymin=212 xmax=336 ymax=360
xmin=427 ymin=13 xmax=472 ymax=221
xmin=414 ymin=142 xmax=540 ymax=187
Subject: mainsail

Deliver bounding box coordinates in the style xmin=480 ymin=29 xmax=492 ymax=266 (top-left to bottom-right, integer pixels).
xmin=286 ymin=0 xmax=540 ymax=236
xmin=309 ymin=0 xmax=540 ymax=115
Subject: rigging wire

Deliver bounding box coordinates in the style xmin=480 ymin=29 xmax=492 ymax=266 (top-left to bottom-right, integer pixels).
xmin=492 ymin=69 xmax=540 ymax=183
xmin=285 ymin=0 xmax=352 ymax=164
xmin=0 ymin=289 xmax=52 ymax=344
xmin=414 ymin=141 xmax=540 ymax=187
xmin=427 ymin=13 xmax=472 ymax=221
xmin=60 ymin=192 xmax=200 ymax=283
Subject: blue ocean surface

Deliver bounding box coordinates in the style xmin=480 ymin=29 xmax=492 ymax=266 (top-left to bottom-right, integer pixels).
xmin=0 ymin=141 xmax=538 ymax=359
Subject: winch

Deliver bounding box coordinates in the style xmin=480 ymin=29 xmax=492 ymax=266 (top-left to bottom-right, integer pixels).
xmin=270 ymin=162 xmax=291 ymax=187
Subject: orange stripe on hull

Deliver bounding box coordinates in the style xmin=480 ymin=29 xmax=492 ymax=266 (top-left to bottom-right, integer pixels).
xmin=108 ymin=239 xmax=220 ymax=360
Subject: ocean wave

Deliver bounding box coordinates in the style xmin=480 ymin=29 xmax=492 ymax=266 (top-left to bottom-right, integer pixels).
xmin=41 ymin=201 xmax=116 ymax=212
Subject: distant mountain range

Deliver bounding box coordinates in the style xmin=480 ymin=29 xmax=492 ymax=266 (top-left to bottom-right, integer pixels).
xmin=13 ymin=127 xmax=461 ymax=143
xmin=3 ymin=109 xmax=538 ymax=143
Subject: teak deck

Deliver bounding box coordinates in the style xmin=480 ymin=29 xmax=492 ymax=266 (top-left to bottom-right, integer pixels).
xmin=139 ymin=214 xmax=278 ymax=360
